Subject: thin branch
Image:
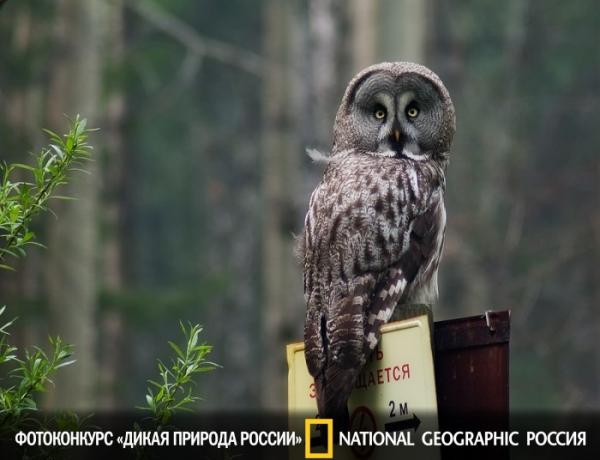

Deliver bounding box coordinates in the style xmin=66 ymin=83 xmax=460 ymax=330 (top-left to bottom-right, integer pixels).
xmin=124 ymin=0 xmax=264 ymax=77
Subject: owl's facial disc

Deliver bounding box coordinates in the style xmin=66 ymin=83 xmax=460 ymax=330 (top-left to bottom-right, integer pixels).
xmin=351 ymin=71 xmax=445 ymax=160
xmin=379 ymin=91 xmax=424 ymax=159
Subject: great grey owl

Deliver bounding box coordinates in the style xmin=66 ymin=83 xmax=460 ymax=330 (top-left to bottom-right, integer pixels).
xmin=299 ymin=62 xmax=455 ymax=427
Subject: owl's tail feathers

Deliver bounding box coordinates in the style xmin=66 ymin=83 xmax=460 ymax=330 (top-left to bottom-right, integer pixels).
xmin=315 ymin=366 xmax=358 ymax=433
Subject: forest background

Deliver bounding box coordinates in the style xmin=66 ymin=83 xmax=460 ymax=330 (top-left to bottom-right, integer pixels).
xmin=0 ymin=0 xmax=598 ymax=412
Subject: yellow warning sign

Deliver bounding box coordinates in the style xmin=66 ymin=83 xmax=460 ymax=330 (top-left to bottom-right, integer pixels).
xmin=287 ymin=312 xmax=439 ymax=459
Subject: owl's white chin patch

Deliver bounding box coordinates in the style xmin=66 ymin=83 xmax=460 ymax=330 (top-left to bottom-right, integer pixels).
xmin=372 ymin=150 xmax=396 ymax=158
xmin=400 ymin=149 xmax=431 ymax=161
xmin=369 ymin=149 xmax=430 ymax=161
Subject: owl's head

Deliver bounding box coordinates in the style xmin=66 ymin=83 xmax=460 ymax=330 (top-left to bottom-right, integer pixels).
xmin=333 ymin=62 xmax=455 ymax=162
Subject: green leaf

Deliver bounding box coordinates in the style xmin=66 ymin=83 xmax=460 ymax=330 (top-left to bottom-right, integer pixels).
xmin=168 ymin=341 xmax=184 ymax=359
xmin=12 ymin=164 xmax=35 ymax=172
xmin=55 ymin=359 xmax=76 ymax=369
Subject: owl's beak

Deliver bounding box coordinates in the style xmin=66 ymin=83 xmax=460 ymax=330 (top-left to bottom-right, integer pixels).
xmin=393 ymin=129 xmax=401 ymax=143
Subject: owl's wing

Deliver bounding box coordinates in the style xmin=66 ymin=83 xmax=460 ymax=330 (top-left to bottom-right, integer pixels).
xmin=308 ymin=191 xmax=445 ymax=423
xmin=363 ymin=193 xmax=446 ymax=350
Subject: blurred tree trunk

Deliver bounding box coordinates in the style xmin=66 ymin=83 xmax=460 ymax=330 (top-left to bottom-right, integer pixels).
xmin=99 ymin=0 xmax=125 ymax=410
xmin=351 ymin=0 xmax=377 ymax=71
xmin=44 ymin=0 xmax=108 ymax=410
xmin=308 ymin=0 xmax=340 ymax=149
xmin=378 ymin=0 xmax=427 ymax=63
xmin=260 ymin=0 xmax=303 ymax=410
xmin=298 ymin=0 xmax=344 ymax=202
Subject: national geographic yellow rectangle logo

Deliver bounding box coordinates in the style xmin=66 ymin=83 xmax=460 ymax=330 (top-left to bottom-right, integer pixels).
xmin=304 ymin=418 xmax=333 ymax=458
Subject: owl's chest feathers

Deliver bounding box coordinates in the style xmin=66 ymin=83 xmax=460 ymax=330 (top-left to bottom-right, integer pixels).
xmin=306 ymin=153 xmax=446 ymax=291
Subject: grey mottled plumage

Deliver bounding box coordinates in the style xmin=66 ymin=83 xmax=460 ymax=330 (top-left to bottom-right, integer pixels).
xmin=299 ymin=62 xmax=455 ymax=426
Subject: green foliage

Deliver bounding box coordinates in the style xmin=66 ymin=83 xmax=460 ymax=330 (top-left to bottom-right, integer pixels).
xmin=140 ymin=322 xmax=218 ymax=427
xmin=0 ymin=115 xmax=93 ymax=269
xmin=0 ymin=306 xmax=75 ymax=434
xmin=0 ymin=117 xmax=91 ymax=434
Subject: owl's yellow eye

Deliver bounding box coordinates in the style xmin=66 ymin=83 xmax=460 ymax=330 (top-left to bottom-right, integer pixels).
xmin=406 ymin=105 xmax=419 ymax=118
xmin=374 ymin=108 xmax=386 ymax=120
